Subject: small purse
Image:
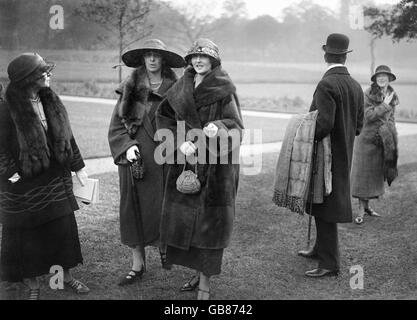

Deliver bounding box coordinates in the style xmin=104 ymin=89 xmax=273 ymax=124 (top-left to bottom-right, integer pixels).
xmin=176 ymin=162 xmax=201 ymax=194
xmin=131 ymin=150 xmax=145 ymax=180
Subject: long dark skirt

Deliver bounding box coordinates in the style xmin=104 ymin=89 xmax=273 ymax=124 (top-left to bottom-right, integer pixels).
xmin=0 ymin=213 xmax=83 ymax=282
xmin=166 ymin=245 xmax=223 ymax=277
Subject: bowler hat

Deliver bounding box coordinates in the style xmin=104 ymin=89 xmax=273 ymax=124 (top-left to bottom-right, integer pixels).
xmin=122 ymin=39 xmax=185 ymax=68
xmin=7 ymin=53 xmax=55 ymax=83
xmin=322 ymin=33 xmax=352 ymax=55
xmin=371 ymin=65 xmax=396 ymax=82
xmin=184 ymin=38 xmax=221 ymax=64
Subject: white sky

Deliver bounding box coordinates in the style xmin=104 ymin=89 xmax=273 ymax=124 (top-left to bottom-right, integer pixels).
xmin=164 ymin=0 xmax=402 ymax=19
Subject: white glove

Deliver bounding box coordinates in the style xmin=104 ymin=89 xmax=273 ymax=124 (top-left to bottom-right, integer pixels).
xmin=203 ymin=123 xmax=218 ymax=138
xmin=76 ymin=168 xmax=88 ymax=187
xmin=180 ymin=141 xmax=197 ymax=156
xmin=384 ymin=92 xmax=395 ymax=105
xmin=8 ymin=172 xmax=21 ymax=184
xmin=126 ymin=145 xmax=139 ymax=162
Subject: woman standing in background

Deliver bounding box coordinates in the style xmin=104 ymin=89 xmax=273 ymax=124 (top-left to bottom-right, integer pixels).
xmin=351 ymin=65 xmax=399 ymax=224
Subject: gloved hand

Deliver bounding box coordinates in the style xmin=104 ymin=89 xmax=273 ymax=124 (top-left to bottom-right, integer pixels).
xmin=180 ymin=141 xmax=197 ymax=156
xmin=126 ymin=145 xmax=140 ymax=162
xmin=203 ymin=122 xmax=218 ymax=138
xmin=76 ymin=168 xmax=88 ymax=187
xmin=384 ymin=92 xmax=395 ymax=105
xmin=8 ymin=172 xmax=21 ymax=184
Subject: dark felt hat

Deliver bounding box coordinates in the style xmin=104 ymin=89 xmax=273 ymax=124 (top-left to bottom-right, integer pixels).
xmin=7 ymin=53 xmax=55 ymax=83
xmin=371 ymin=65 xmax=396 ymax=82
xmin=122 ymin=39 xmax=185 ymax=68
xmin=322 ymin=33 xmax=352 ymax=55
xmin=184 ymin=38 xmax=221 ymax=64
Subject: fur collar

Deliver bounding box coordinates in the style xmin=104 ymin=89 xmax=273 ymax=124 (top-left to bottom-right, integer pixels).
xmin=116 ymin=66 xmax=177 ymax=136
xmin=166 ymin=66 xmax=236 ymax=129
xmin=366 ymin=84 xmax=399 ymax=108
xmin=5 ymin=86 xmax=73 ymax=177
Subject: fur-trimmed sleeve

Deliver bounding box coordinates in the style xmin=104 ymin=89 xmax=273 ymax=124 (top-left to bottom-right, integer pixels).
xmin=0 ymin=103 xmax=18 ymax=182
xmin=208 ymin=94 xmax=244 ymax=157
xmin=108 ymin=97 xmax=139 ymax=165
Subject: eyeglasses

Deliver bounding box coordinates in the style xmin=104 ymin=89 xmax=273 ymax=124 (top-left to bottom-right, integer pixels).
xmin=35 ymin=71 xmax=52 ymax=81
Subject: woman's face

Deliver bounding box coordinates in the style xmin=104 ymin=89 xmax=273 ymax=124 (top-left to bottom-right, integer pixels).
xmin=144 ymin=51 xmax=162 ymax=73
xmin=191 ymin=54 xmax=212 ymax=75
xmin=376 ymin=73 xmax=390 ymax=88
xmin=35 ymin=71 xmax=51 ymax=89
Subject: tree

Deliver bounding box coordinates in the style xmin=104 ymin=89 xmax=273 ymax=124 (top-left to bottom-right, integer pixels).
xmin=364 ymin=6 xmax=393 ymax=74
xmin=221 ymin=0 xmax=248 ymax=19
xmin=74 ymin=0 xmax=153 ymax=83
xmin=364 ymin=0 xmax=417 ymax=41
xmin=389 ymin=0 xmax=417 ymax=40
xmin=158 ymin=1 xmax=218 ymax=52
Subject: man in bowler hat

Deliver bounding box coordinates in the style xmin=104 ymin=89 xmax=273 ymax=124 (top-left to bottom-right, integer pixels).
xmin=298 ymin=33 xmax=364 ymax=277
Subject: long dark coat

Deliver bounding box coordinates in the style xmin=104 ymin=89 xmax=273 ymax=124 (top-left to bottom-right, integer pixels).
xmin=0 ymin=89 xmax=84 ymax=228
xmin=156 ymin=66 xmax=244 ymax=250
xmin=108 ymin=66 xmax=177 ymax=247
xmin=308 ymin=66 xmax=364 ymax=223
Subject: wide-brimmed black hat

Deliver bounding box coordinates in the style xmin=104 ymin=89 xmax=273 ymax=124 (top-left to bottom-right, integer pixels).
xmin=122 ymin=39 xmax=185 ymax=68
xmin=322 ymin=33 xmax=352 ymax=55
xmin=7 ymin=53 xmax=55 ymax=83
xmin=184 ymin=38 xmax=221 ymax=65
xmin=371 ymin=65 xmax=396 ymax=82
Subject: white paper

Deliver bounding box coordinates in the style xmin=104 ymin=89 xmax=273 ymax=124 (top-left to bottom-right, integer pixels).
xmin=72 ymin=176 xmax=99 ymax=204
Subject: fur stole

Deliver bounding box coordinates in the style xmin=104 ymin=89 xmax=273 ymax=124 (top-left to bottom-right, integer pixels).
xmin=166 ymin=66 xmax=236 ymax=129
xmin=116 ymin=66 xmax=177 ymax=136
xmin=5 ymin=85 xmax=73 ymax=178
xmin=367 ymin=83 xmax=400 ymax=108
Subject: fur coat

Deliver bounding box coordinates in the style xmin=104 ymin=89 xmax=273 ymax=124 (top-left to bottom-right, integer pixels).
xmin=156 ymin=66 xmax=244 ymax=250
xmin=0 ymin=87 xmax=84 ymax=228
xmin=108 ymin=66 xmax=177 ymax=247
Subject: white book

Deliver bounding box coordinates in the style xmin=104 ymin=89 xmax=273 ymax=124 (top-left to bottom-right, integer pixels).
xmin=72 ymin=176 xmax=99 ymax=204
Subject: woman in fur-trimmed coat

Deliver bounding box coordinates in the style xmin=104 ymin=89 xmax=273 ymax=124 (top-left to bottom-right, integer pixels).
xmin=108 ymin=39 xmax=185 ymax=286
xmin=351 ymin=65 xmax=399 ymax=224
xmin=0 ymin=53 xmax=89 ymax=300
xmin=156 ymin=39 xmax=244 ymax=300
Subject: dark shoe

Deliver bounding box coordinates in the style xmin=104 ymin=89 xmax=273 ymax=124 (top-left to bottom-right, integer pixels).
xmin=180 ymin=275 xmax=199 ymax=292
xmin=28 ymin=288 xmax=40 ymax=300
xmin=118 ymin=268 xmax=144 ymax=286
xmin=305 ymin=268 xmax=339 ymax=278
xmin=365 ymin=208 xmax=381 ymax=217
xmin=298 ymin=248 xmax=318 ymax=259
xmin=65 ymin=278 xmax=90 ymax=294
xmin=159 ymin=250 xmax=172 ymax=270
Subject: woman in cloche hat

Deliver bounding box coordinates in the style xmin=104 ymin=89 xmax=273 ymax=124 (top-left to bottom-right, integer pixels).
xmin=108 ymin=39 xmax=185 ymax=286
xmin=156 ymin=39 xmax=244 ymax=300
xmin=351 ymin=65 xmax=400 ymax=225
xmin=0 ymin=53 xmax=90 ymax=299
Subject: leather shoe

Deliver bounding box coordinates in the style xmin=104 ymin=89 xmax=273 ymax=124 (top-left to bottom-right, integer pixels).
xmin=305 ymin=268 xmax=339 ymax=278
xmin=297 ymin=249 xmax=318 ymax=259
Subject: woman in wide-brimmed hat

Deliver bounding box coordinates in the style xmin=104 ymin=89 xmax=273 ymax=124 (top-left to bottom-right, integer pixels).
xmin=0 ymin=53 xmax=89 ymax=299
xmin=156 ymin=38 xmax=244 ymax=300
xmin=351 ymin=65 xmax=399 ymax=225
xmin=108 ymin=39 xmax=185 ymax=286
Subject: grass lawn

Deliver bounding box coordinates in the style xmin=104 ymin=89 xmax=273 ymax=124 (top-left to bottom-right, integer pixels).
xmin=1 ymin=153 xmax=417 ymax=300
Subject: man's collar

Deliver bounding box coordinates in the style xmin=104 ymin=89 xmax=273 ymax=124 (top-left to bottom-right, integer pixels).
xmin=326 ymin=63 xmax=345 ymax=72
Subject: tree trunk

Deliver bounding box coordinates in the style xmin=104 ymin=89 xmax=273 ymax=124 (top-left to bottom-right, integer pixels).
xmin=119 ymin=37 xmax=123 ymax=83
xmin=370 ymin=36 xmax=376 ymax=76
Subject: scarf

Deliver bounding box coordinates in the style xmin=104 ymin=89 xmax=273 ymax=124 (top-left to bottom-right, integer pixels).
xmin=5 ymin=85 xmax=73 ymax=178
